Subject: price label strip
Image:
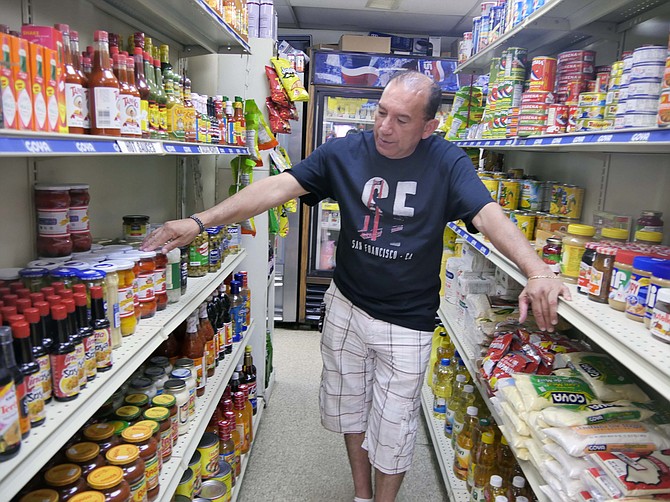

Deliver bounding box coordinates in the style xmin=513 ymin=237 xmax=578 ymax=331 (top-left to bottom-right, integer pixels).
xmin=116 ymin=140 xmax=163 ymax=154
xmin=447 ymin=222 xmax=490 ymax=256
xmin=0 ymin=136 xmax=121 ymax=155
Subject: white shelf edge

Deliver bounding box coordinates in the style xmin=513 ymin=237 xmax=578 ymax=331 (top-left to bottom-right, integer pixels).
xmin=262 ymin=369 xmax=276 ymax=406
xmin=158 ymin=323 xmax=254 ymax=498
xmin=420 ymin=384 xmax=471 ymax=502
xmin=230 ymin=398 xmax=265 ymax=502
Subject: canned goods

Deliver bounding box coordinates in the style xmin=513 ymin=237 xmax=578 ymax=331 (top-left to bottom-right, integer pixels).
xmin=626 ymin=97 xmax=661 ymax=113
xmin=578 ymin=92 xmax=606 ymax=106
xmin=510 ymin=211 xmax=536 ymax=240
xmin=520 ymin=103 xmax=550 ymax=115
xmin=565 ymin=81 xmax=586 ymax=103
xmin=576 ymin=118 xmax=613 ymax=131
xmin=628 ymin=80 xmax=663 ymax=97
xmin=211 ymin=460 xmax=232 ymax=502
xmin=595 ymin=72 xmax=610 ymax=93
xmin=586 ymin=80 xmax=598 ymax=92
xmin=550 ymin=184 xmax=584 ymax=219
xmin=558 ymin=61 xmax=595 ymax=75
xmin=557 ymin=50 xmax=596 ymax=65
xmin=521 ymin=91 xmax=555 ymax=104
xmin=546 ymin=104 xmax=569 ymax=134
xmin=529 ymin=57 xmax=557 ymax=92
xmin=578 ymin=105 xmax=606 ymax=120
xmin=189 ymin=450 xmax=203 ymax=496
xmin=624 ymin=112 xmax=657 ymax=128
xmin=176 ymin=468 xmax=195 ymax=499
xmin=481 ymin=178 xmax=500 ymax=201
xmin=498 ymin=180 xmax=521 ymax=210
xmin=505 ymin=47 xmax=528 ymax=80
xmin=631 ymin=63 xmax=665 ymax=80
xmin=566 ymin=105 xmax=579 ymax=132
xmin=199 ymin=479 xmax=227 ymax=502
xmin=519 ymin=114 xmax=548 ymax=126
xmin=520 ymin=180 xmax=544 ymax=211
xmin=198 ymin=432 xmax=220 ymax=480
xmin=658 ymin=90 xmax=670 ymax=126
xmin=632 ymin=45 xmax=667 ymax=64
xmin=517 ymin=124 xmax=547 ymax=137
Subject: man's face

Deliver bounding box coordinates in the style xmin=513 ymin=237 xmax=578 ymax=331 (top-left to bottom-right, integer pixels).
xmin=373 ymin=81 xmax=439 ymax=159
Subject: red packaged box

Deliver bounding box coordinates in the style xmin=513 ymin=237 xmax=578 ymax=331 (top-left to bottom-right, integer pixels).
xmin=521 ymin=91 xmax=555 ymax=104
xmin=43 ymin=47 xmax=59 ymax=132
xmin=20 ymin=25 xmax=63 ymax=52
xmin=558 ymin=61 xmax=595 ymax=75
xmin=27 ymin=41 xmax=47 ymax=131
xmin=10 ymin=35 xmax=33 ymax=130
xmin=0 ymin=33 xmax=17 ymax=129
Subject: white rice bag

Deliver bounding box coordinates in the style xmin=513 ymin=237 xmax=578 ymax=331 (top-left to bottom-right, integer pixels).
xmin=545 ymin=459 xmax=589 ymax=498
xmin=513 ymin=373 xmax=597 ymax=412
xmin=496 ymin=378 xmax=526 ymax=411
xmin=501 ymin=401 xmax=530 ymax=436
xmin=540 ymin=401 xmax=655 ymax=427
xmin=498 ymin=425 xmax=530 ymax=460
xmin=559 ymin=352 xmax=650 ymax=403
xmin=544 ymin=442 xmax=590 ymax=479
xmin=526 ymin=411 xmax=551 ymax=441
xmin=543 ymin=422 xmax=670 ymax=457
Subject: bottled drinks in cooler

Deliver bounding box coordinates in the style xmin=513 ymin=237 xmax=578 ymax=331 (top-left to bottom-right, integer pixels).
xmin=454 ymin=405 xmax=478 ymax=480
xmin=432 ymin=358 xmax=453 ymax=420
xmin=471 ymin=431 xmax=497 ymax=502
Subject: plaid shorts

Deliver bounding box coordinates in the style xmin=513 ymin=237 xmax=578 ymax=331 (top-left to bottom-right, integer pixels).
xmin=319 ymin=283 xmax=433 ymax=474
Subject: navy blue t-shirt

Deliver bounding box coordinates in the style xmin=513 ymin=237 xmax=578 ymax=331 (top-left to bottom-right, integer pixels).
xmin=288 ymin=131 xmax=493 ymax=331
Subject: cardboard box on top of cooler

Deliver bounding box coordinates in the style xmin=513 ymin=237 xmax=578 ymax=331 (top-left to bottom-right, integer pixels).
xmin=339 ymin=35 xmax=390 ymax=54
xmin=369 ymin=31 xmax=442 ymax=57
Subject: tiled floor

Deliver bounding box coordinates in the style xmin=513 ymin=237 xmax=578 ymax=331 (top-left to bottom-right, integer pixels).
xmin=237 ymin=327 xmax=448 ymax=502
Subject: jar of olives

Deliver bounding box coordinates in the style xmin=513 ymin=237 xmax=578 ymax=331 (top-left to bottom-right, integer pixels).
xmin=188 ymin=232 xmax=209 ymax=278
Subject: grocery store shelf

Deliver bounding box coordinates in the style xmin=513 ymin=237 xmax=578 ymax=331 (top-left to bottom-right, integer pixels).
xmin=451 ymin=127 xmax=670 ymax=154
xmin=0 ymin=130 xmax=249 ymax=157
xmin=456 ymin=0 xmax=667 ymax=74
xmin=438 ymin=301 xmax=550 ymax=502
xmin=230 ymin=398 xmax=264 ymax=502
xmin=0 ymin=323 xmax=162 ymax=498
xmin=88 ymin=0 xmax=250 ymax=55
xmin=325 ymin=116 xmax=376 ymax=125
xmin=159 ymin=323 xmax=254 ymax=499
xmin=420 ymin=384 xmax=470 ymax=502
xmin=447 ymin=222 xmax=670 ymax=402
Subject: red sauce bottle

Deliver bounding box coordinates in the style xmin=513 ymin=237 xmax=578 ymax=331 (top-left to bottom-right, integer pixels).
xmin=89 ymin=31 xmax=120 ymax=136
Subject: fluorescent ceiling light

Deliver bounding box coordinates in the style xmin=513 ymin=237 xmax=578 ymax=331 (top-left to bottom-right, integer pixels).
xmin=366 ymin=0 xmax=400 ymax=10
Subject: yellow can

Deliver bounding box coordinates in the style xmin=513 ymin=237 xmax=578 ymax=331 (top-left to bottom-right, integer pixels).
xmin=498 ymin=180 xmax=520 ymax=210
xmin=176 ymin=468 xmax=195 ymax=500
xmin=509 ymin=211 xmax=537 ymax=240
xmin=189 ymin=450 xmax=203 ymax=496
xmin=481 ymin=178 xmax=500 ymax=201
xmin=200 ymin=479 xmax=227 ymax=502
xmin=491 ymin=172 xmax=506 ymax=180
xmin=550 ymin=184 xmax=584 ymax=220
xmin=198 ymin=432 xmax=220 ymax=480
xmin=211 ymin=459 xmax=233 ymax=502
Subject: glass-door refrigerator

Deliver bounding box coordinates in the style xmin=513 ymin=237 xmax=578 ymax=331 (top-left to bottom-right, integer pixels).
xmin=299 ymin=50 xmax=459 ymax=323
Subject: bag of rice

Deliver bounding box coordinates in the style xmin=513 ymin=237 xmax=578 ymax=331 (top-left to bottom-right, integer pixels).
xmin=543 ymin=422 xmax=670 ymax=457
xmin=590 ymin=450 xmax=670 ymax=497
xmin=541 ymin=401 xmax=656 ymax=427
xmin=497 ymin=378 xmax=526 ymax=412
xmin=501 ymin=401 xmax=530 ymax=436
xmin=498 ymin=424 xmax=530 ymax=455
xmin=560 ymin=352 xmax=650 ymax=403
xmin=581 ymin=466 xmax=623 ymax=500
xmin=513 ymin=373 xmax=597 ymax=411
xmin=543 ymin=442 xmax=590 ymax=479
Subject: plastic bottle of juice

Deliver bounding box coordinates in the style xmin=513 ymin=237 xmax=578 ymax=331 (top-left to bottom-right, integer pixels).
xmin=433 ymin=358 xmax=453 ymax=420
xmin=471 ymin=431 xmax=497 ymax=502
xmin=507 ymin=476 xmax=532 ymax=501
xmin=468 ymin=417 xmax=494 ymax=490
xmin=452 ymin=384 xmax=476 ymax=448
xmin=445 ymin=373 xmax=466 ymax=438
xmin=454 ymin=405 xmax=479 ymax=480
xmin=483 ymin=474 xmax=507 ymax=502
xmin=497 ymin=435 xmax=517 ymax=483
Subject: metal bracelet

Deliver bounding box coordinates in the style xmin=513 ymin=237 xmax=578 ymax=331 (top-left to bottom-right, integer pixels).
xmin=189 ymin=214 xmax=206 ymax=234
xmin=527 ymin=274 xmax=560 ymax=280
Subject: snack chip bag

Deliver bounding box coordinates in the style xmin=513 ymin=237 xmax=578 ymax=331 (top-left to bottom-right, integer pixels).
xmin=265 ymin=65 xmax=290 ymax=107
xmin=266 ymin=98 xmax=291 ymax=134
xmin=271 ymin=57 xmax=309 ymax=102
xmin=229 ymin=156 xmax=257 ymax=236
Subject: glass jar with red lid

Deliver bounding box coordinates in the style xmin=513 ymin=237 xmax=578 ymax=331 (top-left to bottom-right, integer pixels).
xmin=35 ymin=184 xmax=73 ymax=258
xmin=136 ymin=251 xmax=156 ymax=319
xmin=154 ymin=253 xmax=167 ymax=312
xmin=69 ymin=184 xmax=92 ymax=253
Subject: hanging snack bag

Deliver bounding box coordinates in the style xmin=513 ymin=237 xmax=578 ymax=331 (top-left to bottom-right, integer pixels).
xmin=265 ymin=65 xmax=290 ymax=107
xmin=229 ymin=156 xmax=257 ymax=236
xmin=271 ymin=58 xmax=309 ymax=102
xmin=244 ymin=99 xmax=262 ymax=163
xmin=266 ymin=98 xmax=291 ymax=134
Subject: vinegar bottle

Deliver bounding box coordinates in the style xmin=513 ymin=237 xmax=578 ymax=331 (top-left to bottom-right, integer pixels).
xmin=89 ymin=31 xmax=120 ymax=136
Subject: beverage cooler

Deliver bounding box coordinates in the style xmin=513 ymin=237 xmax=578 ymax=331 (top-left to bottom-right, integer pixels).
xmin=298 ymin=50 xmax=460 ymax=323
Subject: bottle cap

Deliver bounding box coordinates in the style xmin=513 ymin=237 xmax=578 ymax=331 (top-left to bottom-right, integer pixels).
xmin=567 ymin=223 xmax=596 ymax=237
xmin=440 ymin=358 xmax=450 ymax=366
xmin=10 ymin=320 xmax=30 ymax=339
xmin=163 ymin=379 xmax=186 ymax=391
xmin=494 ymin=497 xmax=508 ymax=502
xmin=16 ymin=298 xmax=31 ymax=313
xmin=90 ymin=286 xmax=104 ymax=299
xmin=29 ymin=292 xmax=45 ymax=304
xmin=106 ymin=444 xmax=140 ymax=465
xmin=464 ymin=384 xmax=474 ymax=393
xmin=456 ymin=374 xmax=466 ymax=383
xmin=23 ymin=307 xmax=40 ymax=324
xmin=490 ymin=475 xmax=503 ymax=487
xmin=34 ymin=301 xmax=49 ymax=317
xmin=601 ymin=227 xmax=628 ymax=240
xmin=466 ymin=406 xmax=478 ymax=416
xmin=93 ymin=30 xmax=108 ymax=42
xmin=74 ymin=293 xmax=88 ymax=307
xmin=66 ymin=442 xmax=101 ymax=463
xmin=62 ymin=298 xmax=75 ymax=314
xmin=513 ymin=476 xmax=526 ymax=488
xmin=51 ymin=304 xmax=67 ymax=321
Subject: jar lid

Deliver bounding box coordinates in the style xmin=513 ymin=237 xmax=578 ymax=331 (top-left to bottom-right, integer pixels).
xmin=123 ymin=215 xmax=150 ymax=222
xmin=65 ymin=441 xmax=101 ymax=463
xmin=657 ymin=288 xmax=670 ymax=305
xmin=44 ymin=463 xmax=82 ymax=486
xmin=636 ymin=230 xmax=663 ymax=243
xmin=106 ymin=444 xmax=140 ymax=465
xmin=125 ymin=393 xmax=149 ymax=407
xmin=149 ymin=356 xmax=170 ymax=368
xmin=135 ymin=419 xmax=159 ymax=433
xmin=19 ymin=489 xmax=60 ymax=502
xmin=69 ymin=492 xmax=105 ymax=502
xmin=601 ymin=227 xmax=629 ymax=240
xmin=200 ymin=480 xmax=227 ymax=500
xmin=174 ymin=357 xmax=194 ymax=368
xmin=143 ymin=406 xmax=169 ymax=422
xmin=152 ymin=394 xmax=176 ymax=408
xmin=76 ymin=269 xmax=106 ymax=280
xmin=207 ymin=227 xmax=220 ymax=235
xmin=27 ymin=260 xmax=60 ymax=270
xmin=107 ymin=420 xmax=130 ymax=436
xmin=130 ymin=376 xmax=153 ymax=390
xmin=615 ymin=248 xmax=645 ymax=266
xmin=137 ymin=251 xmax=157 ymax=259
xmin=39 ymin=255 xmax=72 ymax=262
xmin=63 ymin=261 xmax=92 ymax=271
xmin=163 ymin=379 xmax=187 ymax=391
xmin=115 ymin=405 xmax=141 ymax=420
xmin=106 ymin=259 xmax=134 ymax=271
xmin=69 ymin=183 xmax=90 ymax=190
xmin=633 ymin=256 xmax=666 ymax=272
xmin=596 ymin=246 xmax=618 ymax=256
xmin=585 ymin=242 xmax=599 ymax=250
xmin=0 ymin=268 xmax=22 ymax=281
xmin=50 ymin=267 xmax=80 ymax=278
xmin=19 ymin=267 xmax=49 ymax=278
xmin=170 ymin=368 xmax=191 ymax=380
xmin=90 ymin=243 xmax=104 ymax=251
xmin=102 ymin=244 xmax=134 ymax=253
xmin=34 ymin=184 xmax=70 ymax=191
xmin=83 ymin=422 xmax=114 ymax=441
xmin=144 ymin=366 xmax=165 ymax=379
xmin=121 ymin=424 xmax=154 ymax=443
xmin=92 ymin=262 xmax=118 ymax=273
xmin=651 ymin=262 xmax=670 ymax=281
xmin=87 ymin=466 xmax=124 ymax=490
xmin=546 ymin=237 xmax=562 ymax=245
xmin=567 ymin=224 xmax=596 ymax=237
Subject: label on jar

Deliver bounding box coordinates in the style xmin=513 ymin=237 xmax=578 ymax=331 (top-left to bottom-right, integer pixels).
xmin=154 ymin=268 xmax=166 ymax=294
xmin=160 ymin=427 xmax=172 ymax=460
xmin=170 ymin=414 xmax=178 ymax=443
xmin=36 ymin=354 xmax=52 ymax=401
xmin=118 ymin=286 xmax=135 ymax=317
xmin=193 ymin=356 xmax=206 ymax=392
xmin=578 ymin=259 xmax=593 ymax=293
xmin=177 ymin=394 xmax=189 ymax=428
xmin=626 ymin=273 xmax=650 ymax=319
xmin=651 ymin=308 xmax=670 ymax=341
xmin=589 ymin=268 xmax=605 ymax=296
xmin=189 ymin=241 xmax=209 ymax=267
xmin=205 ymin=339 xmax=216 ymax=375
xmin=120 ymin=94 xmax=141 ymax=136
xmin=68 ymin=206 xmax=89 ymax=231
xmin=560 ymin=243 xmax=586 ymax=278
xmin=144 ymin=452 xmax=160 ymax=490
xmin=94 ymin=327 xmax=113 ymax=369
xmin=25 ymin=372 xmax=45 ymax=425
xmin=166 ymin=262 xmax=180 ymax=292
xmin=129 ymin=474 xmax=147 ymax=502
xmin=137 ymin=272 xmax=155 ymax=300
xmin=81 ymin=87 xmax=90 ymax=128
xmin=37 ymin=208 xmax=70 ymax=236
xmin=65 ymin=82 xmax=85 ymax=128
xmin=75 ymin=341 xmax=86 ymax=389
xmin=50 ymin=351 xmax=80 ymax=399
xmin=216 ymin=326 xmax=225 ymax=358
xmin=0 ymin=381 xmax=20 ymax=453
xmin=609 ymin=264 xmax=632 ymax=303
xmin=646 ymin=282 xmax=665 ymax=320
xmin=83 ymin=334 xmax=97 ymax=381
xmin=93 ymin=86 xmax=121 ymax=129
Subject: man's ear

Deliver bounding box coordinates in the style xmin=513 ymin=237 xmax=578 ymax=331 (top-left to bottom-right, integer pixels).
xmin=422 ymin=118 xmax=440 ymax=139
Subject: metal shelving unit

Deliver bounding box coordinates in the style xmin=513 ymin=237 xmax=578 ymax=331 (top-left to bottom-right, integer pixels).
xmin=230 ymin=401 xmax=265 ymax=502
xmin=447 ymin=222 xmax=670 ymax=402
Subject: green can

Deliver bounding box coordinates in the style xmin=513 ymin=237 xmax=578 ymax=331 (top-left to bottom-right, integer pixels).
xmin=489 ymin=57 xmax=501 ymax=83
xmin=505 ymin=47 xmax=528 ymax=80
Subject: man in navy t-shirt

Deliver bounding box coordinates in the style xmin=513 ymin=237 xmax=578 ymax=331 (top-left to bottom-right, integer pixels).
xmin=144 ymin=71 xmax=569 ymax=502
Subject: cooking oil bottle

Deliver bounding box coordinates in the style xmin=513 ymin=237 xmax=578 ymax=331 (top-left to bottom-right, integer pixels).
xmin=470 ymin=431 xmax=497 ymax=501
xmin=452 ymin=384 xmax=476 ymax=449
xmin=497 ymin=435 xmax=517 ymax=483
xmin=445 ymin=373 xmax=466 ymax=438
xmin=468 ymin=417 xmax=494 ymax=491
xmin=507 ymin=475 xmax=532 ymax=501
xmin=454 ymin=405 xmax=479 ymax=480
xmin=483 ymin=474 xmax=507 ymax=502
xmin=433 ymin=358 xmax=454 ymax=420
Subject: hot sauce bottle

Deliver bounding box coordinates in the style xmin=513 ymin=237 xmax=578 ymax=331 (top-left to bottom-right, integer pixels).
xmin=69 ymin=30 xmax=90 ymax=133
xmin=125 ymin=55 xmax=142 ymax=138
xmin=54 ymin=24 xmax=85 ymax=135
xmin=89 ymin=31 xmax=120 ymax=136
xmin=183 ymin=313 xmax=205 ymax=397
xmin=133 ymin=47 xmax=150 ymax=138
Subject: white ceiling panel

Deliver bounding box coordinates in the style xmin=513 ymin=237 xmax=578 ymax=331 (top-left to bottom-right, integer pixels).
xmin=283 ymin=0 xmax=480 ymax=17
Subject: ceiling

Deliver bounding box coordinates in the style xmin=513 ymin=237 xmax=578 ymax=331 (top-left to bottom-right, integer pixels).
xmin=275 ymin=0 xmax=482 ymax=37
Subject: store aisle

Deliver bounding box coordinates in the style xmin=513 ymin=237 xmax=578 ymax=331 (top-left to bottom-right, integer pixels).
xmin=237 ymin=327 xmax=448 ymax=502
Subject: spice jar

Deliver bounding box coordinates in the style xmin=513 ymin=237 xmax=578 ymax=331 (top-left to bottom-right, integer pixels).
xmin=577 ymin=242 xmax=599 ymax=295
xmin=153 ymin=253 xmax=167 ymax=312
xmin=626 ymin=256 xmax=667 ymax=322
xmin=69 ymin=184 xmax=92 ymax=253
xmin=124 ymin=393 xmax=150 ymax=412
xmin=188 ymin=231 xmax=209 ymax=278
xmin=93 ymin=262 xmax=121 ymax=348
xmin=143 ymin=407 xmax=172 ymax=462
xmin=651 ymin=288 xmax=670 ymax=343
xmin=128 ymin=376 xmax=157 ymax=400
xmin=635 ymin=230 xmax=663 ymax=245
xmin=65 ymin=442 xmax=105 ymax=478
xmin=19 ymin=268 xmax=50 ymax=293
xmin=636 ymin=210 xmax=664 ymax=233
xmin=107 ymin=260 xmax=136 ymax=336
xmin=86 ymin=466 xmax=131 ymax=502
xmin=609 ymin=249 xmax=646 ymax=311
xmin=121 ymin=425 xmax=160 ymax=501
xmin=588 ymin=246 xmax=618 ymax=303
xmin=151 ymin=394 xmax=178 ymax=447
xmin=35 ymin=184 xmax=73 ymax=258
xmin=83 ymin=423 xmax=120 ymax=457
xmin=136 ymin=252 xmax=156 ymax=319
xmin=105 ymin=444 xmax=146 ymax=502
xmin=123 ymin=215 xmax=150 ymax=242
xmin=560 ymin=224 xmax=596 ymax=284
xmin=163 ymin=379 xmax=189 ymax=436
xmin=646 ymin=262 xmax=670 ymax=328
xmin=600 ymin=227 xmax=628 ymax=244
xmin=44 ymin=463 xmax=88 ymax=501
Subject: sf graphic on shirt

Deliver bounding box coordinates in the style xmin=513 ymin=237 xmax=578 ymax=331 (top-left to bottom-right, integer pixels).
xmin=351 ymin=177 xmax=415 ymax=261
